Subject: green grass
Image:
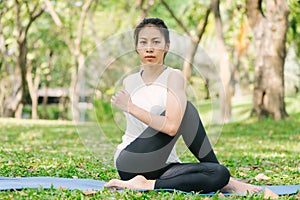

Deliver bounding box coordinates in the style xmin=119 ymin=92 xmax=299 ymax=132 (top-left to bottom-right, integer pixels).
xmin=0 ymin=95 xmax=299 ymax=199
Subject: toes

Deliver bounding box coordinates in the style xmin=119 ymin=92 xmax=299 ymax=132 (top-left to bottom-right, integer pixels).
xmin=248 ymin=186 xmax=262 ymax=194
xmin=104 ymin=179 xmax=120 ymax=188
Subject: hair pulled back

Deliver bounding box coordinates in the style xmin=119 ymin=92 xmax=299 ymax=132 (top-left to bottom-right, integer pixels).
xmin=134 ymin=18 xmax=170 ymax=47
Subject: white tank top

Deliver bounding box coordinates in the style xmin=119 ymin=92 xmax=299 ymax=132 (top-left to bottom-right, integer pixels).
xmin=114 ymin=67 xmax=181 ymax=166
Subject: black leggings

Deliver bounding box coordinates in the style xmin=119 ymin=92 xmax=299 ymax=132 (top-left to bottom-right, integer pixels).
xmin=115 ymin=102 xmax=230 ymax=193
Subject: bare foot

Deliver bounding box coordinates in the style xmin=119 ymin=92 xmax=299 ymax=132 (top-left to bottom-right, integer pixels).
xmin=221 ymin=177 xmax=262 ymax=195
xmin=104 ymin=175 xmax=155 ymax=190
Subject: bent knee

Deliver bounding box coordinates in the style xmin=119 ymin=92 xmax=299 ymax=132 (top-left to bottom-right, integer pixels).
xmin=216 ymin=164 xmax=230 ymax=186
xmin=115 ymin=152 xmax=129 ymax=170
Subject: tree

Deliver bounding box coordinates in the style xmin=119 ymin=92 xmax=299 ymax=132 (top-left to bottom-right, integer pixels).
xmin=246 ymin=0 xmax=289 ymax=120
xmin=211 ymin=0 xmax=232 ymax=122
xmin=233 ymin=15 xmax=251 ymax=95
xmin=137 ymin=0 xmax=154 ymax=20
xmin=0 ymin=0 xmax=44 ymax=118
xmin=0 ymin=4 xmax=14 ymax=117
xmin=45 ymin=0 xmax=94 ymax=121
xmin=14 ymin=0 xmax=44 ymax=118
xmin=161 ymin=0 xmax=211 ymax=80
xmin=26 ymin=53 xmax=41 ymax=119
xmin=287 ymin=0 xmax=300 ymax=59
xmin=159 ymin=0 xmax=233 ymax=122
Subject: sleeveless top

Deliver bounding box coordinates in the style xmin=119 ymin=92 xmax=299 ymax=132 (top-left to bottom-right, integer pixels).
xmin=113 ymin=67 xmax=181 ymax=166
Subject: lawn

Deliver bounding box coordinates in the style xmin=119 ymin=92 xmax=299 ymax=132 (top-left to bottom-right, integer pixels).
xmin=0 ymin=95 xmax=299 ymax=199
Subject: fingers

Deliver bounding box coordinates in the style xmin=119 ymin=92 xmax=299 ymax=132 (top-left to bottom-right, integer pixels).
xmin=110 ymin=90 xmax=131 ymax=112
xmin=110 ymin=94 xmax=117 ymax=103
xmin=111 ymin=90 xmax=127 ymax=100
xmin=111 ymin=90 xmax=124 ymax=104
xmin=118 ymin=90 xmax=128 ymax=96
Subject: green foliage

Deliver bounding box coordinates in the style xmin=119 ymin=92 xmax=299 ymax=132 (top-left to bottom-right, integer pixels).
xmin=287 ymin=0 xmax=300 ymax=57
xmin=93 ymin=98 xmax=113 ymax=122
xmin=23 ymin=105 xmax=61 ymax=120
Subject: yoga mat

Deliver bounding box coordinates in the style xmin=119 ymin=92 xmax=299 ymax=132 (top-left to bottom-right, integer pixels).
xmin=0 ymin=176 xmax=299 ymax=196
xmin=0 ymin=177 xmax=105 ymax=191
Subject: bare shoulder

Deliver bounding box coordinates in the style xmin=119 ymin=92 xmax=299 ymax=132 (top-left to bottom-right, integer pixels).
xmin=170 ymin=68 xmax=184 ymax=76
xmin=124 ymin=71 xmax=140 ymax=81
xmin=123 ymin=71 xmax=140 ymax=84
xmin=123 ymin=71 xmax=141 ymax=90
xmin=167 ymin=68 xmax=186 ymax=89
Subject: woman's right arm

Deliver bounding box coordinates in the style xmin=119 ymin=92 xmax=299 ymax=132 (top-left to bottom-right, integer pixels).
xmin=111 ymin=70 xmax=187 ymax=136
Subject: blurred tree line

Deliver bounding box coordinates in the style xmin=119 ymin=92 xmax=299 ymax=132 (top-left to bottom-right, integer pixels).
xmin=0 ymin=0 xmax=299 ymax=121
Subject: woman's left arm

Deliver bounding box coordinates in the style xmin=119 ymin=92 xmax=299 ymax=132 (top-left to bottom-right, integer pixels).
xmin=161 ymin=70 xmax=187 ymax=135
xmin=111 ymin=70 xmax=187 ymax=136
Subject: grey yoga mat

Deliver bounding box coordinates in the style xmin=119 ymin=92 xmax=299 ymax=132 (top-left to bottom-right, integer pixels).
xmin=0 ymin=176 xmax=105 ymax=191
xmin=0 ymin=176 xmax=299 ymax=196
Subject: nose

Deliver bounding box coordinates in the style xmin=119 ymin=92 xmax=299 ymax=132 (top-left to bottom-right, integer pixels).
xmin=145 ymin=44 xmax=154 ymax=52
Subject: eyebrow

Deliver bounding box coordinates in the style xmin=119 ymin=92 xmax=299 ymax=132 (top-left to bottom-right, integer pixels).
xmin=139 ymin=37 xmax=161 ymax=40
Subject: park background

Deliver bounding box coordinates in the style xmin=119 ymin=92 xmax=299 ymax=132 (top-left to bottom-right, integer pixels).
xmin=0 ymin=0 xmax=299 ymax=199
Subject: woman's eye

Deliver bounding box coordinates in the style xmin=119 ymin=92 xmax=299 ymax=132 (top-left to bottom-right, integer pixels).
xmin=139 ymin=41 xmax=146 ymax=45
xmin=153 ymin=41 xmax=160 ymax=44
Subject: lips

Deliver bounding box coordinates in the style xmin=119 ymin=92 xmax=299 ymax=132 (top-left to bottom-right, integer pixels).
xmin=145 ymin=56 xmax=155 ymax=59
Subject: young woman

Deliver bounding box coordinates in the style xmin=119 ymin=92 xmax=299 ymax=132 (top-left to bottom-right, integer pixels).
xmin=105 ymin=18 xmax=261 ymax=194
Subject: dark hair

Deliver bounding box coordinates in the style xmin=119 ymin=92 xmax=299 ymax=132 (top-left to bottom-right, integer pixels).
xmin=134 ymin=18 xmax=170 ymax=47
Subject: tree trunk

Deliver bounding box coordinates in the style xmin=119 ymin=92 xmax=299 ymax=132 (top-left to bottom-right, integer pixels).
xmin=182 ymin=42 xmax=199 ymax=80
xmin=212 ymin=0 xmax=232 ymax=122
xmin=233 ymin=17 xmax=251 ymax=95
xmin=31 ymin=97 xmax=38 ymax=119
xmin=69 ymin=0 xmax=93 ymax=122
xmin=138 ymin=0 xmax=154 ymax=21
xmin=246 ymin=0 xmax=289 ymax=120
xmin=42 ymin=50 xmax=54 ymax=119
xmin=4 ymin=67 xmax=23 ymax=117
xmin=26 ymin=62 xmax=41 ymax=119
xmin=13 ymin=36 xmax=27 ymax=118
xmin=41 ymin=86 xmax=49 ymax=119
xmin=58 ymin=96 xmax=68 ymax=120
xmin=69 ymin=59 xmax=80 ymax=121
xmin=0 ymin=22 xmax=11 ymax=116
xmin=0 ymin=22 xmax=22 ymax=117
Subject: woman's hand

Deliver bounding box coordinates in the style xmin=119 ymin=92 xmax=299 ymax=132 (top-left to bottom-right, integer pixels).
xmin=111 ymin=89 xmax=132 ymax=112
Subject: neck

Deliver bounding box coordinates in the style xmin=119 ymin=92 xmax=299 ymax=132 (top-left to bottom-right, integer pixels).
xmin=142 ymin=63 xmax=164 ymax=72
xmin=141 ymin=64 xmax=167 ymax=84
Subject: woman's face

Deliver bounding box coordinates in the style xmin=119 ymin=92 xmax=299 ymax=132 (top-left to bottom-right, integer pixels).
xmin=136 ymin=25 xmax=169 ymax=65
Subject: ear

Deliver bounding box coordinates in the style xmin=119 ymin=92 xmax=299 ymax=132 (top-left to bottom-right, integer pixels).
xmin=136 ymin=47 xmax=141 ymax=54
xmin=164 ymin=43 xmax=170 ymax=52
